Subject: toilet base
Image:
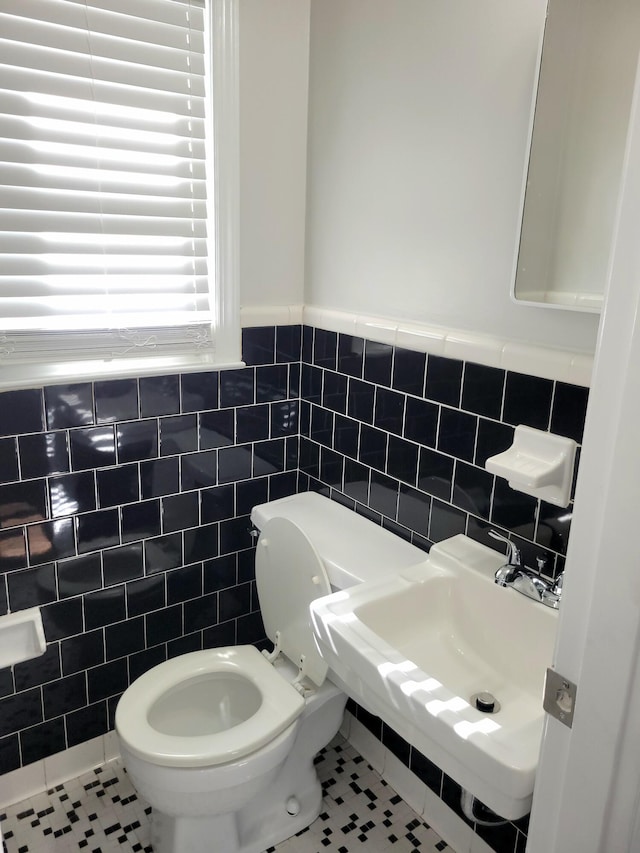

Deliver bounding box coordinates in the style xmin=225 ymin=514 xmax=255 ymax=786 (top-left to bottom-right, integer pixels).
xmin=150 ymin=683 xmax=347 ymax=853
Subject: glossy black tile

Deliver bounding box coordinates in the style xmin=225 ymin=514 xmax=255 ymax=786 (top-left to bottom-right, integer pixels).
xmin=551 ymin=382 xmax=589 ymax=443
xmin=159 ymin=414 xmax=198 ymax=456
xmin=253 ymin=439 xmax=285 ymax=477
xmin=44 ymin=383 xmax=94 ymax=430
xmin=302 ymin=325 xmax=313 ymax=363
xmin=201 ymin=484 xmax=235 ymax=523
xmin=393 ymin=348 xmax=426 ymax=396
xmin=275 ymin=324 xmax=302 ymax=364
xmin=270 ymin=400 xmax=299 ymax=438
xmin=374 ymin=388 xmax=405 ymax=435
xmin=204 ymin=554 xmax=237 ymax=593
xmin=453 ymin=462 xmax=494 ymax=518
xmin=363 ymin=340 xmax=393 ymax=387
xmin=27 ymin=518 xmax=75 ymax=566
xmin=97 ymin=463 xmax=140 ymax=508
xmin=537 ymin=501 xmax=572 ymax=556
xmin=430 ymin=499 xmax=467 ymax=541
xmin=404 ymin=397 xmax=438 ymax=447
xmin=347 ymin=378 xmax=375 ymax=424
xmin=94 ymin=379 xmax=139 ymax=424
xmin=87 ymin=658 xmax=128 ymax=703
xmin=220 ymin=367 xmax=255 ymax=408
xmin=139 ymin=374 xmax=180 ymax=418
xmin=322 ymin=371 xmax=347 ymax=414
xmin=102 ymin=542 xmax=144 ymax=586
xmin=117 ymin=420 xmax=158 ymax=463
xmin=491 ymin=478 xmax=537 ymax=538
xmin=20 ymin=717 xmax=66 ymax=765
xmin=299 ymin=438 xmax=319 ymax=479
xmin=0 ymin=735 xmax=20 ymax=774
xmin=43 ymin=672 xmax=87 ymax=719
xmin=336 ymin=335 xmax=363 ymax=379
xmin=57 ymin=552 xmax=102 ymax=598
xmin=418 ymin=447 xmax=454 ymax=501
xmin=141 ymin=456 xmax=179 ymax=499
xmin=199 ymin=409 xmax=235 ymax=450
xmin=359 ymin=425 xmax=387 ymax=471
xmin=236 ymin=404 xmax=270 ymax=444
xmin=425 ymin=356 xmax=463 ymax=407
xmin=144 ymin=532 xmax=183 ymax=573
xmin=387 ymin=436 xmax=419 ymax=485
xmin=69 ymin=426 xmax=115 ymax=471
xmin=288 ymin=362 xmax=301 ymax=398
xmin=333 ymin=413 xmax=359 ymax=458
xmin=41 ymin=597 xmax=83 ymax=641
xmin=84 ymin=586 xmax=126 ymax=630
xmin=313 ymin=328 xmax=337 ymax=370
xmin=128 ymin=646 xmax=166 ymax=683
xmin=121 ymin=499 xmax=161 ymax=543
xmin=343 ymin=458 xmax=369 ymax=504
xmin=382 ymin=723 xmax=411 ymax=766
xmin=75 ymin=508 xmax=120 ymax=554
xmin=369 ymin=471 xmax=399 ymax=518
xmin=204 ymin=619 xmax=236 ymax=648
xmin=49 ymin=471 xmax=94 ymax=518
xmin=319 ymin=447 xmax=343 ymax=488
xmin=0 ymin=687 xmax=43 ymax=738
xmin=126 ymin=575 xmax=166 ymax=618
xmin=183 ymin=522 xmax=220 ymax=563
xmin=0 ymin=528 xmax=27 ymax=571
xmin=217 ymin=445 xmax=251 ymax=484
xmin=0 ymin=389 xmax=44 ymax=437
xmin=66 ymin=702 xmax=108 ymax=748
xmin=13 ymin=644 xmax=61 ymax=692
xmin=168 ymin=563 xmax=203 ymax=603
xmin=235 ymin=478 xmax=267 ymax=516
xmin=146 ymin=603 xmax=183 ymax=646
xmin=475 ymin=418 xmax=515 ymax=467
xmin=410 ymin=747 xmax=443 ymax=795
xmin=106 ymin=617 xmax=145 ymax=660
xmin=184 ymin=591 xmax=218 ymax=632
xmin=220 ymin=516 xmax=254 ymax=556
xmin=61 ymin=629 xmax=104 ymax=675
xmin=162 ymin=492 xmax=199 ymax=533
xmin=461 ymin=363 xmax=506 ymax=420
xmin=438 ymin=408 xmax=477 ymax=462
xmin=503 ymin=372 xmax=553 ymax=431
xmin=310 ymin=406 xmax=333 ymax=447
xmin=0 ymin=479 xmax=48 ymax=527
xmin=256 ymin=364 xmax=288 ymax=402
xmin=242 ymin=326 xmax=276 ymax=366
xmin=220 ymin=583 xmax=251 ymax=622
xmin=181 ymin=449 xmax=217 ymax=490
xmin=301 ymin=363 xmax=323 ymax=405
xmin=0 ymin=437 xmax=18 ymax=484
xmin=181 ymin=371 xmax=219 ymax=413
xmin=237 ymin=549 xmax=255 ymax=584
xmin=397 ymin=485 xmax=431 ymax=538
xmin=7 ymin=563 xmax=56 ymax=610
xmin=19 ymin=432 xmax=69 ymax=481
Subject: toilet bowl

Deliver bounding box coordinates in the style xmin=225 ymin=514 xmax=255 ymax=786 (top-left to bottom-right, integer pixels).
xmin=115 ymin=492 xmax=427 ymax=853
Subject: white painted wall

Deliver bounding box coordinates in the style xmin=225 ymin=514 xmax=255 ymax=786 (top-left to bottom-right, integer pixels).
xmin=239 ymin=0 xmax=309 ymax=309
xmin=304 ymin=0 xmax=601 ymax=354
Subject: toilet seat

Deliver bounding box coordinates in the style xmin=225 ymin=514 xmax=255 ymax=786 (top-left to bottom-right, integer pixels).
xmin=115 ymin=646 xmax=304 ymax=768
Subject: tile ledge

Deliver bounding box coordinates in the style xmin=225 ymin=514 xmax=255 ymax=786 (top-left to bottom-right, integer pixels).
xmin=240 ymin=304 xmax=593 ymax=386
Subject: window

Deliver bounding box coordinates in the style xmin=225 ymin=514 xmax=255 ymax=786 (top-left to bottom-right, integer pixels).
xmin=0 ymin=0 xmax=240 ymax=389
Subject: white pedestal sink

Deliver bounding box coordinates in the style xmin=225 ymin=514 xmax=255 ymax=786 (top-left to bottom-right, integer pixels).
xmin=310 ymin=534 xmax=558 ymax=819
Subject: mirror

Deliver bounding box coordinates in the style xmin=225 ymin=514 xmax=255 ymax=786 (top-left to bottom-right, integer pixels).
xmin=513 ymin=0 xmax=640 ymax=312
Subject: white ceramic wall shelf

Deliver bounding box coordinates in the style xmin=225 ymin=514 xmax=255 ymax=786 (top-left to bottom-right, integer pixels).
xmin=485 ymin=425 xmax=577 ymax=507
xmin=0 ymin=607 xmax=46 ymax=668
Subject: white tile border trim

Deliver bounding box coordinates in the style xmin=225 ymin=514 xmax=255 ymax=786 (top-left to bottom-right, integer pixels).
xmin=241 ymin=304 xmax=593 ymax=387
xmin=0 ymin=732 xmax=120 ymax=809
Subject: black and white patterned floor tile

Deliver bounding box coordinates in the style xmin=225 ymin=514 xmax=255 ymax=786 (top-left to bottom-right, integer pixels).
xmin=1 ymin=739 xmax=453 ymax=853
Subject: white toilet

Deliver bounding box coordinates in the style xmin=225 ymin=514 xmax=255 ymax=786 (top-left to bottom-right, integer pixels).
xmin=115 ymin=492 xmax=425 ymax=853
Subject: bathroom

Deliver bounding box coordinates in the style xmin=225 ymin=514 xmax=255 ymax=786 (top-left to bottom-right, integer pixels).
xmin=1 ymin=1 xmax=639 ymax=852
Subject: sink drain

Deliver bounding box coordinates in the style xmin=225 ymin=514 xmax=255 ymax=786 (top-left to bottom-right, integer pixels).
xmin=471 ymin=691 xmax=501 ymax=713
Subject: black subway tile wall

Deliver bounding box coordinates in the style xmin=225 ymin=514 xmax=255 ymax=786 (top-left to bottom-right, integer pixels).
xmin=0 ymin=322 xmax=588 ymax=853
xmin=0 ymin=326 xmax=301 ymax=775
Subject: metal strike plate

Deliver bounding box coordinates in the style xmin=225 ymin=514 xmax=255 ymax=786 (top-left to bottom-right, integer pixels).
xmin=543 ymin=667 xmax=578 ymax=728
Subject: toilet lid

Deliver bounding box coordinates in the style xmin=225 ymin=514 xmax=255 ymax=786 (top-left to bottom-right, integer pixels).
xmin=256 ymin=516 xmax=332 ymax=687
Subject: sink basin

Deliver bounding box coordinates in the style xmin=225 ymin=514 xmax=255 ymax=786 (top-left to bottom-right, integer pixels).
xmin=310 ymin=534 xmax=558 ymax=819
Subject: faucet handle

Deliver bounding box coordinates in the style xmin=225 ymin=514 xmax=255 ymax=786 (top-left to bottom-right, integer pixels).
xmin=552 ymin=571 xmax=564 ymax=597
xmin=488 ymin=530 xmax=521 ymax=566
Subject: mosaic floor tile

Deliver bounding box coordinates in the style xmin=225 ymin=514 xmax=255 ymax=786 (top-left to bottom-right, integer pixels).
xmin=1 ymin=738 xmax=454 ymax=853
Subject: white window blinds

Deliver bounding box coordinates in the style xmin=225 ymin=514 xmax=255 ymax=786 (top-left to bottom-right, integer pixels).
xmin=0 ymin=0 xmax=238 ymax=382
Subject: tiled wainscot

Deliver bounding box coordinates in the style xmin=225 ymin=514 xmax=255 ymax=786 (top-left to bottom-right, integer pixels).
xmin=0 ymin=324 xmax=589 ymax=853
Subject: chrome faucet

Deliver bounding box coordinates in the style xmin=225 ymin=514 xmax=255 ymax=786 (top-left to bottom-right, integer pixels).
xmin=488 ymin=530 xmax=562 ymax=610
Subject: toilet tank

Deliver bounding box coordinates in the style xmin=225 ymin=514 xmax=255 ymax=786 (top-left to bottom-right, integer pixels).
xmin=250 ymin=492 xmax=428 ymax=590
